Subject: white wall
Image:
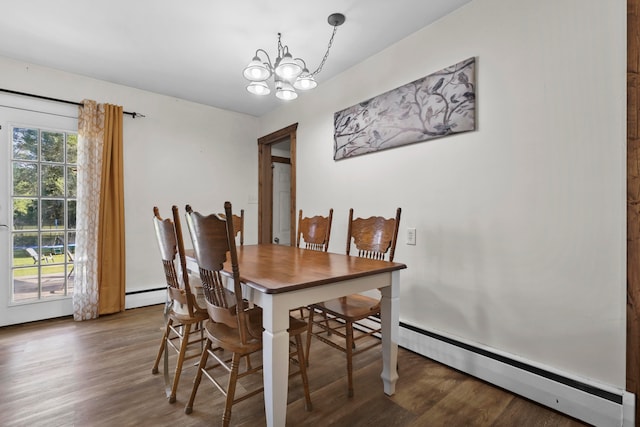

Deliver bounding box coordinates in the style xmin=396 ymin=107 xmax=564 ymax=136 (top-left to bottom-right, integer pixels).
xmin=0 ymin=0 xmax=627 ymax=402
xmin=0 ymin=56 xmax=259 ymax=318
xmin=258 ymin=0 xmax=627 ymax=390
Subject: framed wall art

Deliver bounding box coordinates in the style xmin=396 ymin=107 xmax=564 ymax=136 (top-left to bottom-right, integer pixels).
xmin=333 ymin=57 xmax=476 ymax=160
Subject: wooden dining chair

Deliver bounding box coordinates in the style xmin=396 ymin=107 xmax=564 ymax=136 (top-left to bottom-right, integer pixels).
xmin=184 ymin=202 xmax=312 ymax=426
xmin=293 ymin=208 xmax=333 ymax=319
xmin=296 ymin=208 xmax=333 ymax=252
xmin=306 ymin=207 xmax=401 ymax=397
xmin=189 ymin=209 xmax=244 ymax=301
xmin=218 ymin=209 xmax=244 ymax=246
xmin=151 ymin=206 xmax=208 ymax=404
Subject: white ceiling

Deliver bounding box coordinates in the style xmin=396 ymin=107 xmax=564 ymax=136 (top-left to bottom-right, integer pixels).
xmin=0 ymin=0 xmax=471 ymax=117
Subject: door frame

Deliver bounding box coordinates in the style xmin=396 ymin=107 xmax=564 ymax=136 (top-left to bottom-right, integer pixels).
xmin=257 ymin=123 xmax=297 ymax=245
xmin=0 ymin=105 xmax=77 ymax=326
xmin=628 ymin=0 xmax=640 ymax=420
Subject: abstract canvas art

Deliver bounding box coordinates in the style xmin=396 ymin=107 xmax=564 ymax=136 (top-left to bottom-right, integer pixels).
xmin=333 ymin=57 xmax=476 ymax=160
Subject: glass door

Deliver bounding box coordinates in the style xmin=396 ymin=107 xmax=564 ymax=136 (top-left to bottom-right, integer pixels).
xmin=0 ymin=100 xmax=77 ymax=326
xmin=11 ymin=126 xmax=77 ymax=302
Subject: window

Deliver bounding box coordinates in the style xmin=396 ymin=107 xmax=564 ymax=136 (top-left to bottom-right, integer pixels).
xmin=11 ymin=126 xmax=77 ymax=302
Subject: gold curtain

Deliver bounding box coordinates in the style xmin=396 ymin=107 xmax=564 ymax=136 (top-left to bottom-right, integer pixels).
xmin=73 ymin=101 xmax=125 ymax=320
xmin=98 ymin=104 xmax=126 ymax=314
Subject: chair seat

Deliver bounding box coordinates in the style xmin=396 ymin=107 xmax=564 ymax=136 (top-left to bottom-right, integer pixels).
xmin=311 ymin=294 xmax=380 ymax=322
xmin=205 ymin=319 xmax=262 ymax=355
xmin=169 ymin=306 xmax=209 ymax=324
xmin=288 ymin=316 xmax=308 ymax=335
xmin=205 ymin=306 xmax=306 ymax=353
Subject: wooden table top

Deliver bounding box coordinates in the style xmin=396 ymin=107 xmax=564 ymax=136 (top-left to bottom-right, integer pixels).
xmin=186 ymin=244 xmax=406 ymax=294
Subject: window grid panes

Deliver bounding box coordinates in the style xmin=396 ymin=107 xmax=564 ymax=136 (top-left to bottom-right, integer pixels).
xmin=11 ymin=127 xmax=77 ymax=302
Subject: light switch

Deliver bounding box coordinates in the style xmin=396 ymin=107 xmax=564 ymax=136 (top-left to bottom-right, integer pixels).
xmin=406 ymin=228 xmax=416 ymax=245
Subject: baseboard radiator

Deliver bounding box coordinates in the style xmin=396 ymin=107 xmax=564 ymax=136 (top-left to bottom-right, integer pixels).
xmin=399 ymin=323 xmax=635 ymax=427
xmin=125 ymin=287 xmax=165 ymax=309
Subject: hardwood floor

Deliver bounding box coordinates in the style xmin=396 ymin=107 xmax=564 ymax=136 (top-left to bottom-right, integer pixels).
xmin=0 ymin=305 xmax=589 ymax=426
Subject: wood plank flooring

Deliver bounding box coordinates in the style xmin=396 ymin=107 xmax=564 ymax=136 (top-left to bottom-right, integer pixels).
xmin=0 ymin=305 xmax=589 ymax=426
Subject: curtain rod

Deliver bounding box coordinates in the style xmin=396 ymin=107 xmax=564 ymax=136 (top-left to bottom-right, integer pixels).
xmin=0 ymin=88 xmax=145 ymax=118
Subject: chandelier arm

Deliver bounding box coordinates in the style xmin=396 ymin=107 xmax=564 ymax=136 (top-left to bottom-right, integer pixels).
xmin=309 ymin=25 xmax=339 ymax=77
xmin=294 ymin=58 xmax=308 ymax=71
xmin=255 ymin=49 xmax=274 ymax=71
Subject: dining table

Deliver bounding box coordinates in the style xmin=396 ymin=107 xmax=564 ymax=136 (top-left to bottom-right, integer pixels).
xmin=185 ymin=243 xmax=406 ymax=427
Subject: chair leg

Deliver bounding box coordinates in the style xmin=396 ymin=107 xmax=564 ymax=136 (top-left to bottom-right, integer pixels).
xmin=346 ymin=321 xmax=355 ymax=398
xmin=305 ymin=309 xmax=315 ymax=367
xmin=222 ymin=353 xmax=242 ymax=427
xmin=152 ymin=319 xmax=172 ymax=374
xmin=199 ymin=322 xmax=204 ymax=352
xmin=294 ymin=333 xmax=313 ymax=411
xmin=169 ymin=323 xmax=192 ymax=403
xmin=323 ymin=310 xmax=331 ymax=335
xmin=185 ymin=338 xmax=210 ymax=415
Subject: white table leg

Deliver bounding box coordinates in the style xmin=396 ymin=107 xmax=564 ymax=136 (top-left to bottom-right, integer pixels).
xmin=262 ymin=294 xmax=290 ymax=427
xmin=379 ymin=269 xmax=400 ymax=395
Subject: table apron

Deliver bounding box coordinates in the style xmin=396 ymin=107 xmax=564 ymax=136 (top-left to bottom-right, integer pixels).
xmin=249 ymin=271 xmax=394 ymax=313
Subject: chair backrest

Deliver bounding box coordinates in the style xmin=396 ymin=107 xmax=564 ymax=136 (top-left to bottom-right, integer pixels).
xmin=185 ymin=202 xmax=255 ymax=343
xmin=296 ymin=209 xmax=333 ymax=252
xmin=218 ymin=209 xmax=244 ymax=246
xmin=153 ymin=206 xmax=196 ymax=317
xmin=346 ymin=208 xmax=401 ymax=261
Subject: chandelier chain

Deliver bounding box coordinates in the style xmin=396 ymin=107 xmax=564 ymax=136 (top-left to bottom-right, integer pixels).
xmin=277 ymin=33 xmax=284 ymax=59
xmin=310 ymin=25 xmax=339 ymax=77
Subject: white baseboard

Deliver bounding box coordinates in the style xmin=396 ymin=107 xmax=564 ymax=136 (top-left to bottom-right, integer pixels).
xmin=398 ymin=323 xmax=634 ymax=427
xmin=125 ymin=288 xmax=165 ymax=309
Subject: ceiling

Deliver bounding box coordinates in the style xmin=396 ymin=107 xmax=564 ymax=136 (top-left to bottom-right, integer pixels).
xmin=0 ymin=0 xmax=472 ymax=117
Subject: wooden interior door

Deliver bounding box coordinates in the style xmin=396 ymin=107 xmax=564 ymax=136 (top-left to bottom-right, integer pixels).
xmin=257 ymin=123 xmax=297 ymax=245
xmin=272 ymin=161 xmax=291 ymax=245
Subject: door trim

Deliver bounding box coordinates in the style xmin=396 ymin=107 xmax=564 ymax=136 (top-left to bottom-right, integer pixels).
xmin=628 ymin=0 xmax=640 ymax=421
xmin=257 ymin=123 xmax=297 ymax=245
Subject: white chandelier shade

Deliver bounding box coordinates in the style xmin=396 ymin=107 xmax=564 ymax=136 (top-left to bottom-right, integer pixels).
xmin=243 ymin=55 xmax=272 ymax=82
xmin=275 ymin=81 xmax=297 ymax=100
xmin=243 ymin=13 xmax=345 ymax=100
xmin=275 ymin=53 xmax=303 ymax=80
xmin=246 ymin=80 xmax=271 ymax=96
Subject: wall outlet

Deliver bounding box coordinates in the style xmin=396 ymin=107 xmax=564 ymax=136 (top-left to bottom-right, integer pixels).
xmin=406 ymin=228 xmax=416 ymax=245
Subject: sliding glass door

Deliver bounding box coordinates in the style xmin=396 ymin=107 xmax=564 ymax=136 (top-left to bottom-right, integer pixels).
xmin=11 ymin=126 xmax=77 ymax=302
xmin=0 ymin=99 xmax=77 ymax=325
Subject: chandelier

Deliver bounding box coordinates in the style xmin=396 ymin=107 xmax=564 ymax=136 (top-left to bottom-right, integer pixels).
xmin=243 ymin=13 xmax=346 ymax=100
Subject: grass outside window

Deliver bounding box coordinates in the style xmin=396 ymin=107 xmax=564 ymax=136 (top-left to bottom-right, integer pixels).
xmin=13 ymin=254 xmax=70 ymax=277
